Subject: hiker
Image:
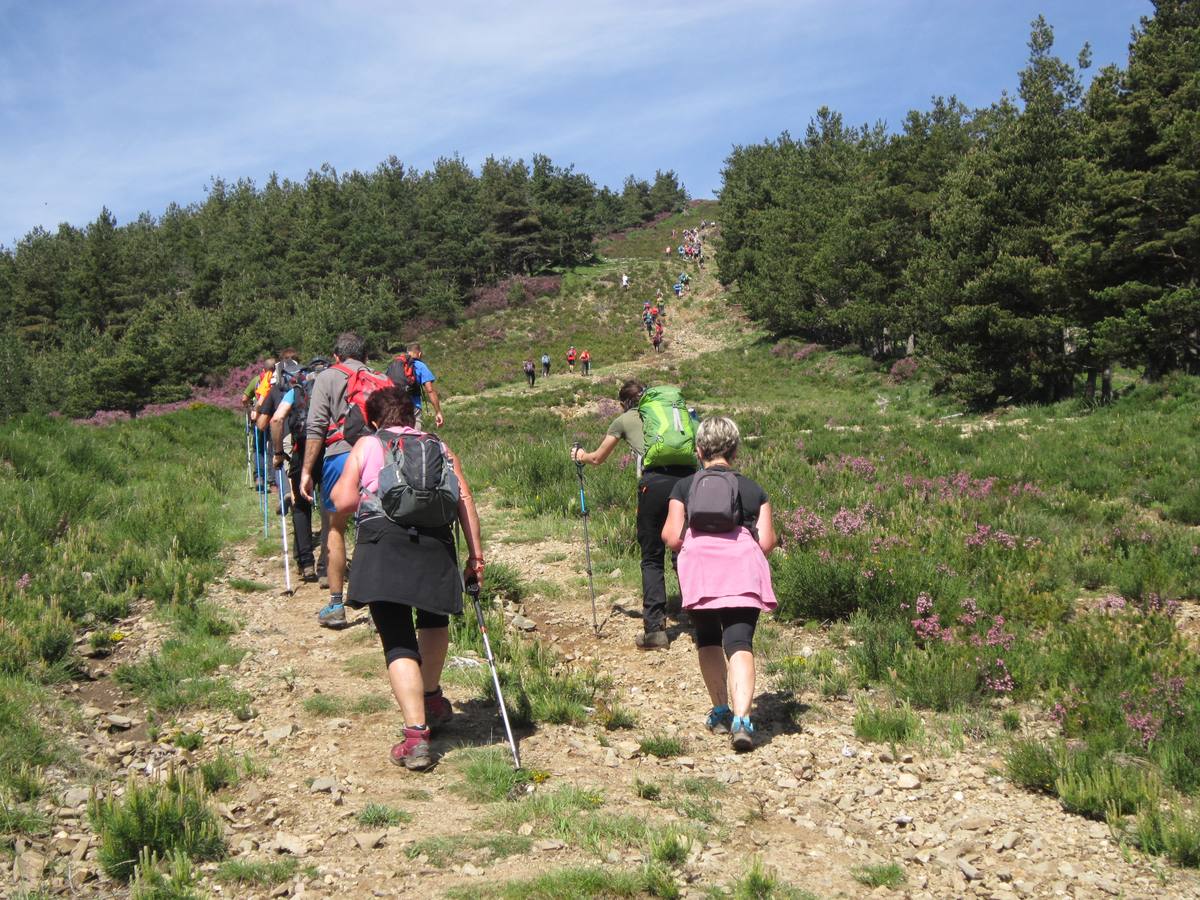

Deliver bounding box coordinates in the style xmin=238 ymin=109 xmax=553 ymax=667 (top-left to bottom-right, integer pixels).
xmin=570 ymin=380 xmax=697 ymax=649
xmin=621 ymin=273 xmax=629 ymax=290
xmin=673 ymin=282 xmax=683 ymax=299
xmin=580 ymin=349 xmax=591 ymax=376
xmin=523 ymin=358 xmax=536 ymax=387
xmin=243 ymin=357 xmax=277 ymax=491
xmin=329 ymin=386 xmax=484 ymax=770
xmin=662 ymin=416 xmax=777 ymax=751
xmin=567 ymin=346 xmax=577 ymax=374
xmin=644 ymin=309 xmax=655 ymax=337
xmin=541 ymin=353 xmax=551 ymax=377
xmin=270 ymin=358 xmax=331 ymax=585
xmin=386 ymin=343 xmax=444 ymax=432
xmin=652 ymin=325 xmax=663 ymax=353
xmin=679 ymin=272 xmax=690 ymax=289
xmin=300 ymin=331 xmax=391 ymax=628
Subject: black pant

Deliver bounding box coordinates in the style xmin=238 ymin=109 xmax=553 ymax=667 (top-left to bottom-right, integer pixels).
xmin=369 ymin=602 xmax=450 ymax=666
xmin=288 ymin=456 xmax=325 ymax=572
xmin=636 ymin=467 xmax=693 ymax=633
xmin=542 ymin=362 xmax=550 ymax=376
xmin=526 ymin=370 xmax=535 ymax=386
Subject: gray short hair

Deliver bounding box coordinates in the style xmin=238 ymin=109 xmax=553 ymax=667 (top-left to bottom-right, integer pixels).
xmin=696 ymin=416 xmax=739 ymax=462
xmin=334 ymin=331 xmax=366 ymax=362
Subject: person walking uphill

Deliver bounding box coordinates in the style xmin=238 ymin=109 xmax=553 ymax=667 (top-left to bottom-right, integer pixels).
xmin=523 ymin=358 xmax=536 ymax=387
xmin=661 ymin=416 xmax=777 ymax=751
xmin=571 ymin=380 xmax=697 ymax=649
xmin=300 ymin=332 xmax=391 ymax=628
xmin=541 ymin=353 xmax=551 ymax=378
xmin=330 ymin=387 xmax=485 ymax=770
xmin=386 ymin=343 xmax=444 ymax=433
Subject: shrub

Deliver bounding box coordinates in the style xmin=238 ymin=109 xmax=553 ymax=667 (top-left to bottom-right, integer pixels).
xmin=1056 ymin=756 xmax=1161 ymax=820
xmin=1126 ymin=804 xmax=1200 ymax=867
xmin=129 ymin=847 xmax=204 ymax=900
xmin=851 ymin=861 xmax=906 ymax=888
xmin=452 ymin=748 xmax=532 ymax=802
xmin=89 ymin=773 xmax=225 ymax=882
xmin=356 ymin=803 xmax=411 ymax=827
xmin=888 ymin=357 xmax=919 ymax=384
xmin=1005 ymin=740 xmax=1060 ymax=794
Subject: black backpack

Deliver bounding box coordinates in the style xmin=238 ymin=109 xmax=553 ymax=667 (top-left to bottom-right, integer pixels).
xmin=385 ymin=353 xmax=422 ymax=399
xmin=375 ymin=431 xmax=460 ymax=528
xmin=285 ymin=359 xmax=328 ymax=446
xmin=686 ymin=469 xmax=743 ymax=533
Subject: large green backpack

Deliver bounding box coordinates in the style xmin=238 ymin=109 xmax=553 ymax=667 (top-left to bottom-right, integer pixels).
xmin=638 ymin=386 xmax=696 ymax=469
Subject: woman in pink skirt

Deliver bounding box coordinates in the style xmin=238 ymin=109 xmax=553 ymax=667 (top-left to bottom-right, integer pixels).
xmin=662 ymin=416 xmax=777 ymax=751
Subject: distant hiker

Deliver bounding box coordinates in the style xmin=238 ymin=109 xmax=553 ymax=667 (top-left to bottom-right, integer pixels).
xmin=567 ymin=346 xmax=577 ymax=374
xmin=571 ymin=380 xmax=697 ymax=649
xmin=653 ymin=325 xmax=664 ymax=353
xmin=580 ymin=349 xmax=591 ymax=375
xmin=679 ymin=272 xmax=690 ymax=289
xmin=386 ymin=343 xmax=444 ymax=432
xmin=650 ymin=305 xmax=659 ymax=322
xmin=523 ymin=358 xmax=536 ymax=387
xmin=665 ymin=245 xmax=672 ymax=257
xmin=270 ymin=357 xmax=331 ymax=584
xmin=662 ymin=416 xmax=777 ymax=751
xmin=243 ymin=357 xmax=277 ymax=491
xmin=301 ymin=331 xmax=392 ymax=628
xmin=621 ymin=273 xmax=629 ymax=290
xmin=330 ymin=386 xmax=484 ymax=770
xmin=541 ymin=353 xmax=551 ymax=377
xmin=673 ymin=282 xmax=683 ymax=298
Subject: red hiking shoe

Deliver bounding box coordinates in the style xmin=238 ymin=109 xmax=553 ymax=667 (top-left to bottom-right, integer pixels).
xmin=424 ymin=688 xmax=453 ymax=731
xmin=390 ymin=726 xmax=432 ymax=770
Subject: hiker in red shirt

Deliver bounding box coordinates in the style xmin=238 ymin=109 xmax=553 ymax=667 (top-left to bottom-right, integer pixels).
xmin=567 ymin=346 xmax=577 ymax=374
xmin=580 ymin=349 xmax=591 ymax=376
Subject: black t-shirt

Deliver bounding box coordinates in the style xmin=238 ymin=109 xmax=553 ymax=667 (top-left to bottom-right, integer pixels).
xmin=669 ymin=465 xmax=768 ymax=532
xmin=259 ymin=384 xmax=287 ymax=420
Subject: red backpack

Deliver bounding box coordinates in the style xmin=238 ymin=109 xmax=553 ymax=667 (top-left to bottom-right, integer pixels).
xmin=325 ymin=364 xmax=394 ymax=448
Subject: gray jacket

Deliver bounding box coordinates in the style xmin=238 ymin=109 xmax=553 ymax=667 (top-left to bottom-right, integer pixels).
xmin=305 ymin=358 xmax=367 ymax=457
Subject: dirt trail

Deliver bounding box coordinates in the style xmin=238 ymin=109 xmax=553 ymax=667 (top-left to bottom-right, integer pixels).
xmin=23 ymin=247 xmax=1200 ymax=898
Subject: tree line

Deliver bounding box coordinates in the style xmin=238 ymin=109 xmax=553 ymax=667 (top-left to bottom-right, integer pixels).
xmin=0 ymin=155 xmax=688 ymax=418
xmin=717 ymin=2 xmax=1197 ymax=407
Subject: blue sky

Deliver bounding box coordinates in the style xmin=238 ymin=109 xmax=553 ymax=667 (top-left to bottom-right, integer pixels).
xmin=0 ymin=0 xmax=1150 ymax=247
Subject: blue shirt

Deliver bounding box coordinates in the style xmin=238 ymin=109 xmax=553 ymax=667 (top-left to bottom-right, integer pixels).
xmin=411 ymin=359 xmax=435 ymax=411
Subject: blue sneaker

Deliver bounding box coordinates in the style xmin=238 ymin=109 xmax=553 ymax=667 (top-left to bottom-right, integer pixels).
xmin=730 ymin=716 xmax=755 ymax=752
xmin=317 ymin=602 xmax=347 ymax=629
xmin=706 ymin=705 xmax=733 ymax=734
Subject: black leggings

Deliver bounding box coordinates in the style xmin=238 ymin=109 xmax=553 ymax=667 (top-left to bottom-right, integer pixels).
xmin=691 ymin=608 xmax=759 ymax=657
xmin=369 ymin=602 xmax=449 ymax=666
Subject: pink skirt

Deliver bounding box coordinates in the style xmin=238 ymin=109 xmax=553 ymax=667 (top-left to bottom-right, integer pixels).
xmin=677 ymin=527 xmax=777 ymax=612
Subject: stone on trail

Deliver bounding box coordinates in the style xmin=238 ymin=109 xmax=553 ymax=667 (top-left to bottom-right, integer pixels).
xmin=897 ymin=773 xmax=921 ymax=789
xmin=265 ymin=723 xmax=299 ymax=746
xmin=535 ymin=839 xmax=565 ymax=851
xmin=354 ymin=831 xmax=386 ymax=851
xmin=511 ymin=614 xmax=537 ymax=632
xmin=609 ymin=569 xmax=622 ymax=578
xmin=271 ymin=832 xmax=308 ymax=856
xmin=104 ymin=714 xmax=133 ymax=730
xmin=957 ymin=858 xmax=980 ymax=881
xmin=309 ymin=777 xmax=337 ymax=793
xmin=63 ymin=788 xmax=91 ymax=808
xmin=15 ymin=849 xmax=46 ymax=883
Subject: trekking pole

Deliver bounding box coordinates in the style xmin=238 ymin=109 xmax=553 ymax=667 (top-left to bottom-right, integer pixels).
xmin=244 ymin=414 xmax=253 ymax=485
xmin=467 ymin=580 xmax=521 ymax=769
xmin=572 ymin=443 xmax=600 ymax=635
xmin=275 ymin=464 xmax=293 ymax=595
xmin=254 ymin=426 xmax=269 ymax=538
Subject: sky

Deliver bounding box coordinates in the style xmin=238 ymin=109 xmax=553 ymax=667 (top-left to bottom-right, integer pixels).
xmin=0 ymin=0 xmax=1151 ymax=247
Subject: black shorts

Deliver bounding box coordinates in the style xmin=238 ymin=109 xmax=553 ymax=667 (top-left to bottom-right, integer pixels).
xmin=690 ymin=607 xmax=759 ymax=657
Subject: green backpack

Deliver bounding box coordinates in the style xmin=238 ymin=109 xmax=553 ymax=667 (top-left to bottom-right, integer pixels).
xmin=638 ymin=386 xmax=696 ymax=469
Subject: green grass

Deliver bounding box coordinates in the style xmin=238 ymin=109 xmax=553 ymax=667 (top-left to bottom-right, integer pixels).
xmin=447 ymin=865 xmax=659 ymax=899
xmin=451 ymin=748 xmax=532 ymax=802
xmin=226 ymin=578 xmax=270 ymax=593
xmin=302 ymin=694 xmax=341 ymax=717
xmin=171 ymin=731 xmax=204 ymax=751
xmin=215 ymin=857 xmax=309 ymax=886
xmin=639 ymin=734 xmax=685 ymax=759
xmin=198 ymin=751 xmax=260 ymax=794
xmin=406 ymin=832 xmax=532 ymax=868
xmin=724 ymin=858 xmax=817 ymax=899
xmin=851 ymin=862 xmax=906 ymax=889
xmin=853 ymin=700 xmax=922 ymax=744
xmin=350 ymin=694 xmax=392 ymax=714
xmin=356 ymin=803 xmax=411 ymax=827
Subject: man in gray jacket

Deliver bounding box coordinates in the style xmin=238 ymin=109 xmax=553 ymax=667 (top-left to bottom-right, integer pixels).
xmin=300 ymin=332 xmax=367 ymax=628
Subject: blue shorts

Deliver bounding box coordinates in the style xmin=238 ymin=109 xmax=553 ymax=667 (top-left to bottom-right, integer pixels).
xmin=320 ymin=451 xmax=349 ymax=512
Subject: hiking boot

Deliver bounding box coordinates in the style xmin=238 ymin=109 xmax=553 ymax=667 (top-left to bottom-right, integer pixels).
xmin=730 ymin=716 xmax=755 ymax=752
xmin=301 ymin=564 xmax=317 ymax=582
xmin=424 ymin=688 xmax=453 ymax=730
xmin=317 ymin=602 xmax=347 ymax=629
xmin=635 ymin=630 xmax=669 ymax=651
xmin=706 ymin=705 xmax=733 ymax=734
xmin=390 ymin=726 xmax=432 ymax=770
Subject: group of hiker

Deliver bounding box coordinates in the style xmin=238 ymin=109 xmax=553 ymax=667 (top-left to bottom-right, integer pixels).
xmin=522 ymin=347 xmax=592 ymax=385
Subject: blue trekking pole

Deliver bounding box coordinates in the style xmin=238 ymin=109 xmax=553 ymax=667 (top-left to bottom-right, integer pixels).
xmin=572 ymin=443 xmax=600 ymax=635
xmin=254 ymin=426 xmax=269 ymax=538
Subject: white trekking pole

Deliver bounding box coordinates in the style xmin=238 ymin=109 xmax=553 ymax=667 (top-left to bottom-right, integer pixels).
xmin=467 ymin=580 xmax=521 ymax=769
xmin=276 ymin=465 xmax=293 ymax=595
